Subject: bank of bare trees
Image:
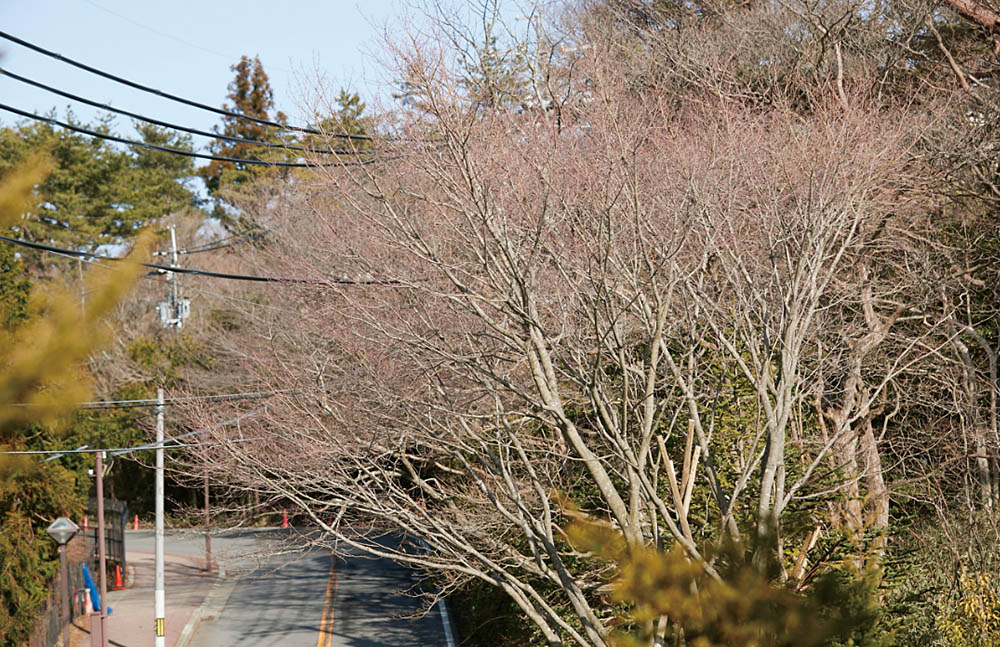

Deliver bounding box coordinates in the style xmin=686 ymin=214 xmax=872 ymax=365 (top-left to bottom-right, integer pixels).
xmin=175 ymin=1 xmax=1000 ymax=644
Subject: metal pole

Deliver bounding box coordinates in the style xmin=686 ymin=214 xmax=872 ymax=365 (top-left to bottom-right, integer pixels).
xmin=155 ymin=388 xmax=166 ymax=647
xmin=203 ymin=473 xmax=212 ymax=571
xmin=169 ymin=226 xmax=179 ymax=324
xmin=77 ymin=256 xmax=85 ymax=315
xmin=95 ymin=451 xmax=108 ymax=647
xmin=169 ymin=226 xmax=178 ymax=271
xmin=60 ymin=543 xmax=70 ymax=647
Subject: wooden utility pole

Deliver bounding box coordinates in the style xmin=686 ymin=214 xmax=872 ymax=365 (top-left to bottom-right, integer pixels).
xmin=93 ymin=451 xmax=108 ymax=647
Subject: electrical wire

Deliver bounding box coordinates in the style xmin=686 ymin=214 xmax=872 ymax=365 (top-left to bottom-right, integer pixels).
xmin=55 ymin=390 xmax=290 ymax=410
xmin=0 ymin=409 xmax=263 ymax=457
xmin=151 ymin=230 xmax=266 ymax=256
xmin=179 ymin=282 xmax=304 ymax=318
xmin=182 ymin=228 xmax=265 ymax=249
xmin=0 ymin=30 xmax=372 ymax=141
xmin=168 ymin=233 xmax=263 ymax=255
xmin=39 ymin=241 xmax=311 ymax=319
xmin=83 ymin=0 xmax=250 ymax=67
xmin=0 ymin=67 xmax=376 ymax=156
xmin=0 ymin=103 xmax=373 ymax=168
xmin=4 ymin=437 xmax=263 ymax=456
xmin=0 ymin=235 xmax=402 ymax=285
xmin=85 ymin=390 xmax=292 ymax=409
xmin=129 ymin=436 xmax=264 ymax=450
xmin=6 ymin=390 xmax=293 ymax=411
xmin=0 ymin=232 xmax=308 ymax=281
xmin=109 ymin=409 xmax=262 ymax=456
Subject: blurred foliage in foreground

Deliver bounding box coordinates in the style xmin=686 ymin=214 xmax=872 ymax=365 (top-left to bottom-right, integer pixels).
xmin=0 ymin=154 xmax=150 ymax=645
xmin=566 ymin=514 xmax=889 ymax=647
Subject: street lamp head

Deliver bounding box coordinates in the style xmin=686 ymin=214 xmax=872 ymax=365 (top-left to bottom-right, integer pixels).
xmin=45 ymin=517 xmax=79 ymax=545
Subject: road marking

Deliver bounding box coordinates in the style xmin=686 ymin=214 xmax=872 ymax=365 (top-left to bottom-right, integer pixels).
xmin=316 ymin=555 xmax=337 ymax=647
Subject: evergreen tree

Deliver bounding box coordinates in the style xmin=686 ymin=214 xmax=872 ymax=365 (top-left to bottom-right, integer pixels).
xmin=0 ymin=154 xmax=151 ymax=645
xmin=0 ymin=243 xmax=30 ymax=330
xmin=200 ymin=55 xmax=289 ymax=202
xmin=0 ymin=116 xmax=196 ymax=246
xmin=303 ymin=89 xmax=372 ymax=154
xmin=461 ymin=36 xmax=529 ymax=113
xmin=328 ymin=89 xmax=368 ymax=139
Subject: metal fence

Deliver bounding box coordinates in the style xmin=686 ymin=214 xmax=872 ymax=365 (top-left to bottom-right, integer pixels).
xmin=29 ymin=536 xmax=94 ymax=647
xmin=87 ymin=496 xmax=128 ymax=580
xmin=30 ymin=498 xmax=127 ymax=647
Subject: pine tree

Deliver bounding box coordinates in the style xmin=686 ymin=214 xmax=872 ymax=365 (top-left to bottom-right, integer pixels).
xmin=0 ymin=155 xmax=151 ymax=645
xmin=329 ymin=90 xmax=368 ymax=138
xmin=0 ymin=116 xmax=195 ymax=246
xmin=200 ymin=55 xmax=288 ymax=201
xmin=303 ymin=89 xmax=372 ymax=155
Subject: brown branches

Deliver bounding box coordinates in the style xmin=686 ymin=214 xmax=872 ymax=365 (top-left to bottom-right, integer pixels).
xmin=162 ymin=3 xmax=999 ymax=643
xmin=942 ymin=0 xmax=1000 ymax=57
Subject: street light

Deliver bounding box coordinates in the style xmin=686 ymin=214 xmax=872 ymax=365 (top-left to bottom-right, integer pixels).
xmin=46 ymin=517 xmax=79 ymax=647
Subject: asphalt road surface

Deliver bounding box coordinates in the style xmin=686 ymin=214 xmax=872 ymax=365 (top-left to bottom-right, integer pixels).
xmin=126 ymin=528 xmax=451 ymax=647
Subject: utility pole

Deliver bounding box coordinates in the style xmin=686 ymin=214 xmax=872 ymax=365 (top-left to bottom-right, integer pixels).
xmin=156 ymin=226 xmax=211 ymax=570
xmin=155 ymin=389 xmax=165 ymax=647
xmin=204 ymin=474 xmax=212 ymax=571
xmin=169 ymin=227 xmax=179 ymax=322
xmin=157 ymin=226 xmax=190 ymax=329
xmin=153 ymin=229 xmax=176 ymax=645
xmin=94 ymin=451 xmax=108 ymax=647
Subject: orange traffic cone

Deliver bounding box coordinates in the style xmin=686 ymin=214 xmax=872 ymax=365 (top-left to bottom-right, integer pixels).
xmin=132 ymin=514 xmax=139 ymax=530
xmin=281 ymin=509 xmax=289 ymax=529
xmin=82 ymin=515 xmax=88 ymax=531
xmin=112 ymin=564 xmax=124 ymax=590
xmin=83 ymin=588 xmax=93 ymax=614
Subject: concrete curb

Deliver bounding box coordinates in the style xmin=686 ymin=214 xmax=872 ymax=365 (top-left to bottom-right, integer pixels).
xmin=175 ymin=562 xmax=238 ymax=647
xmin=437 ymin=595 xmax=458 ymax=647
xmin=415 ymin=538 xmax=459 ymax=647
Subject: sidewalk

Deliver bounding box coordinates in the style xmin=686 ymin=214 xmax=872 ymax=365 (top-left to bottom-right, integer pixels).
xmin=68 ymin=551 xmax=217 ymax=647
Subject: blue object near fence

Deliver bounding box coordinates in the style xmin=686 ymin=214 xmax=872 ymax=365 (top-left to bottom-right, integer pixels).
xmin=81 ymin=563 xmax=101 ymax=613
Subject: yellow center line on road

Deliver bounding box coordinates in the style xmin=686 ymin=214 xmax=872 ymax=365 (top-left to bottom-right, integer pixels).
xmin=316 ymin=555 xmax=338 ymax=647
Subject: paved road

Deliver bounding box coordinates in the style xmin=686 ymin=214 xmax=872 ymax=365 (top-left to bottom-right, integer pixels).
xmin=126 ymin=529 xmax=451 ymax=647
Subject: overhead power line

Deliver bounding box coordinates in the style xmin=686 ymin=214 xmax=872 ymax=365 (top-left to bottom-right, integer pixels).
xmin=109 ymin=408 xmax=262 ymax=456
xmin=83 ymin=0 xmax=244 ymax=65
xmin=188 ymin=227 xmax=268 ymax=249
xmin=180 ymin=229 xmax=265 ymax=250
xmin=0 ymin=67 xmax=375 ymax=156
xmin=7 ymin=389 xmax=294 ymax=410
xmin=151 ymin=230 xmax=266 ymax=256
xmin=0 ymin=409 xmax=264 ymax=457
xmin=0 ymin=234 xmax=310 ymax=282
xmin=0 ymin=437 xmax=259 ymax=456
xmin=0 ymin=30 xmax=372 ymax=141
xmin=39 ymin=240 xmax=316 ymax=318
xmin=0 ymin=235 xmax=403 ymax=285
xmin=0 ymin=103 xmax=372 ymax=168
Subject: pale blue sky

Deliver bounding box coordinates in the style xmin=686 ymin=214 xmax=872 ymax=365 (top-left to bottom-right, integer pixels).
xmin=0 ymin=0 xmax=407 ymax=143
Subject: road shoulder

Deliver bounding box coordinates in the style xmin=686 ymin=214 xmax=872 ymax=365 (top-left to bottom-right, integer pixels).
xmin=176 ymin=562 xmax=236 ymax=647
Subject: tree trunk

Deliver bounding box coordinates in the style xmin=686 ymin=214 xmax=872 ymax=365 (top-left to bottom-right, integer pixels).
xmin=944 ymin=0 xmax=1000 ymax=36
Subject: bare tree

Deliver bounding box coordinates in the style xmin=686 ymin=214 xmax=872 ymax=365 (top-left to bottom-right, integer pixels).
xmin=167 ymin=24 xmax=954 ymax=643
